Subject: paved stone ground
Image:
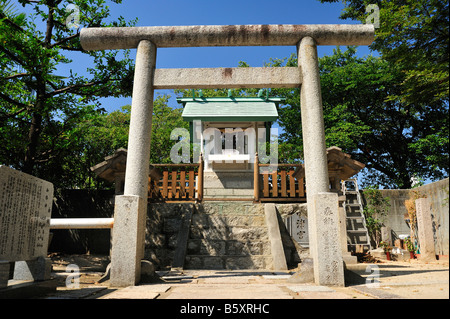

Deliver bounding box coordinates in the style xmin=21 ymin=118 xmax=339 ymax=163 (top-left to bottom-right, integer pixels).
xmin=31 ymin=255 xmax=448 ymax=301
xmin=4 ymin=254 xmax=447 ymax=302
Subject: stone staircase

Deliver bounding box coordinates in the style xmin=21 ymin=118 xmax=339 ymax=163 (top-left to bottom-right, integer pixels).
xmin=184 ymin=202 xmax=274 ymax=270
xmin=146 ymin=202 xmax=303 ymax=271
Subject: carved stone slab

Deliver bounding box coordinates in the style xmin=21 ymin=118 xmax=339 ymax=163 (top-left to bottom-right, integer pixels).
xmin=0 ymin=166 xmax=53 ymax=261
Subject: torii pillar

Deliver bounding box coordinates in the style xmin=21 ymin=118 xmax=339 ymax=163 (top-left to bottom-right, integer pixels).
xmin=298 ymin=37 xmax=344 ymax=286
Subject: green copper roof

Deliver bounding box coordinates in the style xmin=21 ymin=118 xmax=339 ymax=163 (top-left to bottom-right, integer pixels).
xmin=178 ymin=97 xmax=281 ymax=122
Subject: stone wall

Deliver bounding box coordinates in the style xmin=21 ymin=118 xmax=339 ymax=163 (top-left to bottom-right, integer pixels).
xmin=373 ymin=178 xmax=449 ymax=256
xmin=145 ymin=202 xmax=306 ymax=270
xmin=203 ymin=172 xmax=255 ymax=199
xmin=145 ymin=203 xmax=192 ymax=269
xmin=50 ymin=178 xmax=448 ymax=261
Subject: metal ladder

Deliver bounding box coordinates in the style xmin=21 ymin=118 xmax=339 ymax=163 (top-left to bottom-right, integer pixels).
xmin=342 ymin=178 xmax=371 ymax=252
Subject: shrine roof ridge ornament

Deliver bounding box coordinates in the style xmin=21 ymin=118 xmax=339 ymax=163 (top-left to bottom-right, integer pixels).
xmin=80 ymin=24 xmax=375 ymax=51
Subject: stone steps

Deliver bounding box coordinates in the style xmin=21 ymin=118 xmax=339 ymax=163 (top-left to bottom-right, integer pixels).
xmin=184 ymin=203 xmax=273 ymax=270
xmin=146 ymin=202 xmax=303 ymax=271
xmin=184 ymin=255 xmax=273 ymax=270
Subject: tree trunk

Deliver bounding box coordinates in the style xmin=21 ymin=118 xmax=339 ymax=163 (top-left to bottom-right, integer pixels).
xmin=23 ymin=111 xmax=43 ymax=174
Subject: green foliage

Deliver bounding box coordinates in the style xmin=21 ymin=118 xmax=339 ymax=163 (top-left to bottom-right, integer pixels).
xmin=273 ymin=45 xmax=448 ymax=188
xmin=318 ymin=0 xmax=449 ymax=100
xmin=58 ymin=94 xmax=186 ymax=189
xmin=315 ymin=0 xmax=449 ymax=187
xmin=0 ymin=0 xmax=136 ymax=187
xmin=404 ymin=237 xmax=415 ymax=252
xmin=149 ymin=95 xmax=189 ymax=164
xmin=362 ymin=185 xmax=391 ymax=247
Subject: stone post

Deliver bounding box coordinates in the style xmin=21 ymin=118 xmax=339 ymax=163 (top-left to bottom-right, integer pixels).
xmin=298 ymin=37 xmax=329 ymax=202
xmin=310 ymin=193 xmax=345 ymax=286
xmin=123 ymin=40 xmax=156 ymax=199
xmin=298 ymin=37 xmax=335 ymax=277
xmin=197 ymin=153 xmax=204 ymax=201
xmin=381 ymin=226 xmax=392 ymax=247
xmin=110 ymin=40 xmax=156 ymax=287
xmin=415 ymin=198 xmax=436 ymax=261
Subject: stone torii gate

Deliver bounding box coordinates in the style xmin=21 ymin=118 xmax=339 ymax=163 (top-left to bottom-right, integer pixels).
xmin=80 ymin=24 xmax=374 ymax=287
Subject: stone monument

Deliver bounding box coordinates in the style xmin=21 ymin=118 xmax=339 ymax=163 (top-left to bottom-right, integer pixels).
xmin=415 ymin=198 xmax=436 ymax=261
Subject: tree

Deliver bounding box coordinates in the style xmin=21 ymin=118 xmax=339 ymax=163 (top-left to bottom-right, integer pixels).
xmin=316 ymin=0 xmax=449 ymax=186
xmin=66 ymin=94 xmax=187 ymax=189
xmin=321 ymin=47 xmax=449 ymax=188
xmin=0 ymin=0 xmax=135 ymax=187
xmin=268 ymin=46 xmax=448 ymax=188
xmin=318 ymin=0 xmax=449 ymax=106
xmin=362 ymin=185 xmax=391 ymax=247
xmin=148 ymin=94 xmax=188 ymax=164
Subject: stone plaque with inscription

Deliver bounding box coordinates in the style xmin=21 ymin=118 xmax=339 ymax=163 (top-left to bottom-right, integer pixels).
xmin=0 ymin=165 xmax=53 ymax=262
xmin=285 ymin=213 xmax=309 ymax=247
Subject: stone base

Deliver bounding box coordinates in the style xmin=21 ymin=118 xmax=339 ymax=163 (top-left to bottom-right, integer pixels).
xmin=110 ymin=195 xmax=147 ymax=287
xmin=13 ymin=257 xmax=52 ymax=282
xmin=369 ymin=248 xmax=412 ymax=261
xmin=203 ymin=172 xmax=255 ymax=199
xmin=342 ymin=253 xmax=358 ymax=265
xmin=288 ymin=258 xmax=314 ymax=283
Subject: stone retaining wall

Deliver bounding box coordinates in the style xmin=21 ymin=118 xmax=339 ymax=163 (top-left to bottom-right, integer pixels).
xmin=376 ymin=178 xmax=449 ymax=256
xmin=145 ymin=202 xmax=306 ymax=270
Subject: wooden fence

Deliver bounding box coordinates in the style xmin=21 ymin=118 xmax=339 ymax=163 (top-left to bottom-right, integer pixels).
xmin=148 ymin=155 xmax=305 ymax=202
xmin=257 ymin=163 xmax=306 ymax=202
xmin=148 ymin=161 xmax=203 ymax=202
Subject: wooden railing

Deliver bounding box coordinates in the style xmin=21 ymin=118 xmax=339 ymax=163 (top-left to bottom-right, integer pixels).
xmin=256 ymin=156 xmax=305 ymax=202
xmin=148 ymin=157 xmax=203 ymax=202
xmin=148 ymin=154 xmax=305 ymax=203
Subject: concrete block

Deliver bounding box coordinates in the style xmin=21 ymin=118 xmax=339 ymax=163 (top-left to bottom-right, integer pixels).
xmin=13 ymin=257 xmax=52 ymax=281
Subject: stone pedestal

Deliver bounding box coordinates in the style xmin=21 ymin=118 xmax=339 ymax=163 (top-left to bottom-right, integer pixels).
xmin=13 ymin=257 xmax=52 ymax=281
xmin=310 ymin=192 xmax=345 ymax=286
